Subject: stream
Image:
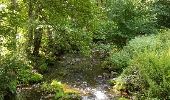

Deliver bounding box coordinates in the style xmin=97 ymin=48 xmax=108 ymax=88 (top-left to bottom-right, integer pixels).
xmin=17 ymin=53 xmax=118 ymax=100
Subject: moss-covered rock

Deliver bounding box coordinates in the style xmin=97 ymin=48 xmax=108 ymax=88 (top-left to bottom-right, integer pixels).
xmin=41 ymin=80 xmax=81 ymax=100
xmin=30 ymin=73 xmax=43 ymax=83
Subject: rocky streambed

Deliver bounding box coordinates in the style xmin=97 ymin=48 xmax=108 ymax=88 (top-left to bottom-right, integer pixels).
xmin=16 ymin=54 xmax=119 ymax=100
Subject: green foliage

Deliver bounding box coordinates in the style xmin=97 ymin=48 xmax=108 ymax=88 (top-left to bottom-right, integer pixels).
xmin=41 ymin=82 xmax=55 ymax=93
xmin=118 ymin=97 xmax=129 ymax=100
xmin=0 ymin=54 xmax=17 ymax=94
xmin=30 ymin=72 xmax=43 ymax=83
xmin=0 ymin=52 xmax=36 ymax=97
xmin=41 ymin=80 xmax=64 ymax=98
xmin=129 ymin=49 xmax=170 ymax=99
xmin=0 ymin=2 xmax=43 ymax=95
xmin=38 ymin=63 xmax=48 ymax=72
xmin=110 ymin=34 xmax=158 ymax=71
xmin=1 ymin=0 xmax=170 ymax=99
xmin=108 ymin=79 xmax=116 ymax=86
xmin=93 ymin=43 xmax=114 ymax=59
xmin=34 ymin=57 xmax=48 ymax=72
xmin=41 ymin=80 xmax=64 ymax=96
xmin=58 ymin=94 xmax=81 ymax=100
xmin=18 ymin=70 xmax=31 ymax=83
xmin=51 ymin=80 xmax=63 ymax=90
xmin=41 ymin=80 xmax=80 ymax=100
xmin=113 ymin=30 xmax=170 ymax=99
xmin=110 ymin=49 xmax=130 ymax=70
xmin=153 ymin=0 xmax=170 ymax=28
xmin=38 ymin=0 xmax=97 ymax=56
xmin=113 ymin=77 xmax=126 ymax=91
xmin=106 ymin=0 xmax=157 ymax=46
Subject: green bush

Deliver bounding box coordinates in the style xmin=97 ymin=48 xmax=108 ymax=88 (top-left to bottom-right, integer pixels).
xmin=113 ymin=30 xmax=170 ymax=99
xmin=106 ymin=0 xmax=157 ymax=46
xmin=30 ymin=73 xmax=43 ymax=83
xmin=110 ymin=50 xmax=130 ymax=70
xmin=153 ymin=0 xmax=170 ymax=28
xmin=127 ymin=49 xmax=170 ymax=99
xmin=18 ymin=70 xmax=43 ymax=84
xmin=111 ymin=30 xmax=170 ymax=71
xmin=18 ymin=70 xmax=32 ymax=83
xmin=0 ymin=53 xmax=33 ymax=98
xmin=39 ymin=63 xmax=48 ymax=72
xmin=0 ymin=51 xmax=43 ymax=98
xmin=110 ymin=34 xmax=158 ymax=71
xmin=41 ymin=80 xmax=64 ymax=99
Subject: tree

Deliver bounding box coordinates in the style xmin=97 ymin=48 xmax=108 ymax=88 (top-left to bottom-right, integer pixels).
xmin=26 ymin=0 xmax=34 ymax=55
xmin=105 ymin=0 xmax=157 ymax=46
xmin=154 ymin=0 xmax=170 ymax=28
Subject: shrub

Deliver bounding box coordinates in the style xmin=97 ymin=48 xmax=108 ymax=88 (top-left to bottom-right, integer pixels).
xmin=110 ymin=34 xmax=158 ymax=71
xmin=110 ymin=50 xmax=131 ymax=70
xmin=41 ymin=80 xmax=81 ymax=100
xmin=106 ymin=0 xmax=157 ymax=46
xmin=0 ymin=53 xmax=36 ymax=98
xmin=113 ymin=30 xmax=170 ymax=99
xmin=0 ymin=50 xmax=43 ymax=98
xmin=111 ymin=30 xmax=170 ymax=72
xmin=39 ymin=63 xmax=48 ymax=72
xmin=30 ymin=73 xmax=43 ymax=83
xmin=124 ymin=49 xmax=170 ymax=99
xmin=153 ymin=0 xmax=170 ymax=28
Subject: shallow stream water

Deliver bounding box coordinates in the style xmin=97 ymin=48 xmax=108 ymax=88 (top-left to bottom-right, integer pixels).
xmin=17 ymin=54 xmax=117 ymax=100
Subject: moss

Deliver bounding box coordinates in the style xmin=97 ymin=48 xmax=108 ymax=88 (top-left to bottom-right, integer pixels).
xmin=41 ymin=80 xmax=63 ymax=93
xmin=113 ymin=77 xmax=126 ymax=91
xmin=108 ymin=79 xmax=116 ymax=86
xmin=30 ymin=73 xmax=43 ymax=83
xmin=118 ymin=97 xmax=129 ymax=100
xmin=41 ymin=80 xmax=81 ymax=100
xmin=51 ymin=80 xmax=62 ymax=89
xmin=62 ymin=84 xmax=80 ymax=94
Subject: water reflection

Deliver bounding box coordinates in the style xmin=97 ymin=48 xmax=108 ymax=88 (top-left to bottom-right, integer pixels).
xmin=81 ymin=87 xmax=110 ymax=100
xmin=94 ymin=90 xmax=108 ymax=100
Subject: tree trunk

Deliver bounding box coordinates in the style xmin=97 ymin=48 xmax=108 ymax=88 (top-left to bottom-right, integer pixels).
xmin=26 ymin=0 xmax=34 ymax=55
xmin=11 ymin=0 xmax=18 ymax=50
xmin=11 ymin=0 xmax=17 ymax=9
xmin=33 ymin=28 xmax=42 ymax=56
xmin=47 ymin=27 xmax=53 ymax=49
xmin=33 ymin=2 xmax=43 ymax=57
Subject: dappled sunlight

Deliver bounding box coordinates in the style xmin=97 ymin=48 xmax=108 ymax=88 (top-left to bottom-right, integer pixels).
xmin=1 ymin=0 xmax=170 ymax=100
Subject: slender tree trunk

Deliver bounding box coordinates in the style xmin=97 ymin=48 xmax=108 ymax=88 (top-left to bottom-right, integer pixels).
xmin=26 ymin=0 xmax=34 ymax=55
xmin=47 ymin=27 xmax=54 ymax=57
xmin=47 ymin=27 xmax=53 ymax=49
xmin=11 ymin=0 xmax=17 ymax=9
xmin=33 ymin=28 xmax=42 ymax=56
xmin=11 ymin=0 xmax=18 ymax=50
xmin=33 ymin=2 xmax=43 ymax=56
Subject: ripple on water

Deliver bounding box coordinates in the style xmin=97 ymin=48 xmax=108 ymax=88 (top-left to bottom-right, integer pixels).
xmin=94 ymin=90 xmax=109 ymax=100
xmin=81 ymin=88 xmax=110 ymax=100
